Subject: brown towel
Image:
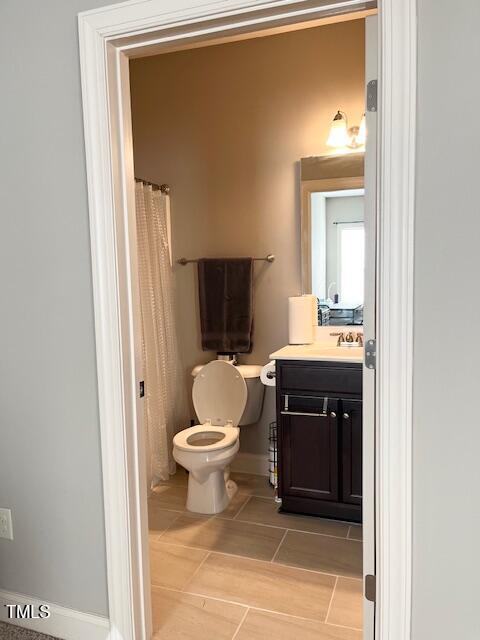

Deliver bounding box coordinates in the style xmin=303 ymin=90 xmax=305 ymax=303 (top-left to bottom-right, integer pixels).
xmin=198 ymin=258 xmax=254 ymax=353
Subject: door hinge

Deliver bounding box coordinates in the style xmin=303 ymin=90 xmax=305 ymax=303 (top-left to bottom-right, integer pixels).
xmin=365 ymin=574 xmax=376 ymax=603
xmin=366 ymin=79 xmax=377 ymax=112
xmin=139 ymin=380 xmax=145 ymax=398
xmin=365 ymin=339 xmax=376 ymax=370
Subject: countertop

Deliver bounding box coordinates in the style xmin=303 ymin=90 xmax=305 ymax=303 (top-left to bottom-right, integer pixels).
xmin=269 ymin=342 xmax=363 ymax=363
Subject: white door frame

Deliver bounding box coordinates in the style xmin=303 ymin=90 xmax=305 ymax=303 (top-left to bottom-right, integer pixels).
xmin=78 ymin=1 xmax=416 ymax=639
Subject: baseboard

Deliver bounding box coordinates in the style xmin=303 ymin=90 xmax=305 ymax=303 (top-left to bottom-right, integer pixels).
xmin=231 ymin=452 xmax=269 ymax=476
xmin=0 ymin=590 xmax=109 ymax=640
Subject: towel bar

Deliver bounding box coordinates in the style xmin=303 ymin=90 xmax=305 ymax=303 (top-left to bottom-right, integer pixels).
xmin=177 ymin=254 xmax=275 ymax=266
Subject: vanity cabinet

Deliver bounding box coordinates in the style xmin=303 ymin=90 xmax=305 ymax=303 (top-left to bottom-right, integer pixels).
xmin=276 ymin=360 xmax=362 ymax=523
xmin=281 ymin=398 xmax=339 ymax=504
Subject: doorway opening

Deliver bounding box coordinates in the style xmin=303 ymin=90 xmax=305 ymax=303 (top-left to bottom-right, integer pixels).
xmin=78 ymin=1 xmax=416 ymax=639
xmin=133 ymin=14 xmax=371 ymax=639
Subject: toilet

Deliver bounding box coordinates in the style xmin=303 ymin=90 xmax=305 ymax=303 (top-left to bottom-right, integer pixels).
xmin=173 ymin=359 xmax=264 ymax=514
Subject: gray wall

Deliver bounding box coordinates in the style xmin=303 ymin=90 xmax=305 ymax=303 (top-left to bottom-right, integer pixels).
xmin=0 ymin=0 xmax=123 ymax=617
xmin=412 ymin=1 xmax=480 ymax=638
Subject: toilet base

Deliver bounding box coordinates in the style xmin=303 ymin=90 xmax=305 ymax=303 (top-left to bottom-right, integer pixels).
xmin=187 ymin=471 xmax=238 ymax=515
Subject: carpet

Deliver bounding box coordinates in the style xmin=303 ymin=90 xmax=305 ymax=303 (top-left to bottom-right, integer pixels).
xmin=0 ymin=622 xmax=60 ymax=640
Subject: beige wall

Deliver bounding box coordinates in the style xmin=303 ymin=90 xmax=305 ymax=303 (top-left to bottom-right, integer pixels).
xmin=130 ymin=19 xmax=365 ymax=456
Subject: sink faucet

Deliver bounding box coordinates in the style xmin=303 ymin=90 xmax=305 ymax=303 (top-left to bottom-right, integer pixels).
xmin=330 ymin=331 xmax=364 ymax=347
xmin=330 ymin=331 xmax=345 ymax=346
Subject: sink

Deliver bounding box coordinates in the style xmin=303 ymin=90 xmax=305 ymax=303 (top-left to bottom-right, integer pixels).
xmin=269 ymin=343 xmax=364 ymax=362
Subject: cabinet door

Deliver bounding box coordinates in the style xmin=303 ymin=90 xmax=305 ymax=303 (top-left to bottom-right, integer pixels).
xmin=281 ymin=399 xmax=339 ymax=502
xmin=341 ymin=399 xmax=363 ymax=505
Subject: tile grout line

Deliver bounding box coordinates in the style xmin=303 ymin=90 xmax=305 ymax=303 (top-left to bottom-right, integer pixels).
xmin=151 ymin=504 xmax=361 ymax=544
xmin=152 ymin=500 xmax=353 ymax=541
xmin=153 ymin=491 xmax=357 ymax=541
xmin=231 ymin=607 xmax=250 ymax=640
xmin=155 ymin=511 xmax=183 ymax=540
xmin=232 ymin=495 xmax=252 ymax=520
xmin=270 ymin=529 xmax=289 ymax=563
xmin=347 ymin=524 xmax=362 ymax=540
xmin=216 ymin=515 xmax=352 ymax=540
xmin=150 ymin=539 xmax=363 ymax=582
xmin=324 ymin=575 xmax=338 ymax=624
xmin=152 ymin=583 xmax=249 ymax=611
xmin=151 ymin=583 xmax=362 ymax=632
xmin=325 ymin=620 xmax=363 ymax=633
xmin=161 ymin=504 xmax=354 ymax=541
xmin=184 ymin=550 xmax=211 ymax=586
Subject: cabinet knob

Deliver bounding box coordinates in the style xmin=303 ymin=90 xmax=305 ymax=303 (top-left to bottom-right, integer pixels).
xmin=343 ymin=413 xmax=350 ymax=419
xmin=330 ymin=411 xmax=337 ymax=418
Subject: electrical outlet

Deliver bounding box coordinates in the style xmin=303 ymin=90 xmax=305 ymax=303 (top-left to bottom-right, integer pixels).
xmin=0 ymin=508 xmax=13 ymax=540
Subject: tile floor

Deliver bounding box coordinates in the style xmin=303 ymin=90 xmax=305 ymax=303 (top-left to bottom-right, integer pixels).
xmin=148 ymin=468 xmax=363 ymax=640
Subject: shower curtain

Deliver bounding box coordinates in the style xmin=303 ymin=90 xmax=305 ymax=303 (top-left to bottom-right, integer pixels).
xmin=135 ymin=181 xmax=187 ymax=487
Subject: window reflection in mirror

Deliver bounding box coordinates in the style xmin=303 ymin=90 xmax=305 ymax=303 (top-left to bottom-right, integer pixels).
xmin=301 ymin=153 xmax=364 ymax=326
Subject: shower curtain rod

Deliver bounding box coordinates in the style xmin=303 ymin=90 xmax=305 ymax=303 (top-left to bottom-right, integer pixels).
xmin=177 ymin=254 xmax=275 ymax=266
xmin=135 ymin=177 xmax=170 ymax=195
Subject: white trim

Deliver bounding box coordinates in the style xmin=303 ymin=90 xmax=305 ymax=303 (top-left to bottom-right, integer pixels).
xmin=376 ymin=1 xmax=415 ymax=639
xmin=77 ymin=1 xmax=415 ymax=639
xmin=231 ymin=452 xmax=269 ymax=476
xmin=362 ymin=13 xmax=377 ymax=640
xmin=0 ymin=590 xmax=109 ymax=640
xmin=320 ymin=189 xmax=365 ymax=197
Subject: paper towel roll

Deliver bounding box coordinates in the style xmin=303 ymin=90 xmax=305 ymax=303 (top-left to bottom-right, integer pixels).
xmin=289 ymin=296 xmax=314 ymax=344
xmin=260 ymin=361 xmax=276 ymax=386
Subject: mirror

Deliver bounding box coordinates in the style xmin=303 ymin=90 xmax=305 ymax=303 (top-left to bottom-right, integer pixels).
xmin=301 ymin=153 xmax=364 ymax=326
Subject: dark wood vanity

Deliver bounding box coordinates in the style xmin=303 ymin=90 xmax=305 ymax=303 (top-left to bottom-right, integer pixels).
xmin=276 ymin=359 xmax=362 ymax=523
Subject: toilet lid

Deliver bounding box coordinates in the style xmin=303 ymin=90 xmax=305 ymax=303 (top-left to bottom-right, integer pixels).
xmin=192 ymin=360 xmax=247 ymax=426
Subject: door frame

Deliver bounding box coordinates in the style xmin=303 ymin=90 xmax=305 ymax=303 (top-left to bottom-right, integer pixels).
xmin=78 ymin=1 xmax=416 ymax=639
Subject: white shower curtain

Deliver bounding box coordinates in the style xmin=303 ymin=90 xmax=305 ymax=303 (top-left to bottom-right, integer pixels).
xmin=135 ymin=182 xmax=188 ymax=486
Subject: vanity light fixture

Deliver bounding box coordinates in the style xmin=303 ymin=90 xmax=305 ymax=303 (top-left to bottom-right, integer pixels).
xmin=326 ymin=111 xmax=366 ymax=149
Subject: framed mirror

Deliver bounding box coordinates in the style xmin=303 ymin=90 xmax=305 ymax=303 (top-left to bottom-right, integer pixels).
xmin=300 ymin=153 xmax=364 ymax=326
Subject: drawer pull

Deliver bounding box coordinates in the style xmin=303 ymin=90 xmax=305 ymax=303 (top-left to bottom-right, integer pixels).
xmin=330 ymin=411 xmax=337 ymax=418
xmin=343 ymin=413 xmax=350 ymax=419
xmin=281 ymin=410 xmax=328 ymax=417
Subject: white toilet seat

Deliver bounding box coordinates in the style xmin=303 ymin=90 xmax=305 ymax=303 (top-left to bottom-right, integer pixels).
xmin=173 ymin=424 xmax=238 ymax=453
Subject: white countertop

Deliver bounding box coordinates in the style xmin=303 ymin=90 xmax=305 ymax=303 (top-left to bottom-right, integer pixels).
xmin=269 ymin=342 xmax=363 ymax=363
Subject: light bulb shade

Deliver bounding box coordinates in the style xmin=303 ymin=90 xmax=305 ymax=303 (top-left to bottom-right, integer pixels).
xmin=356 ymin=113 xmax=366 ymax=146
xmin=326 ymin=111 xmax=349 ymax=148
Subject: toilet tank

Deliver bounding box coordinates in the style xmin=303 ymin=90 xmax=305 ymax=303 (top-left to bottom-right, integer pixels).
xmin=191 ymin=363 xmax=265 ymax=425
